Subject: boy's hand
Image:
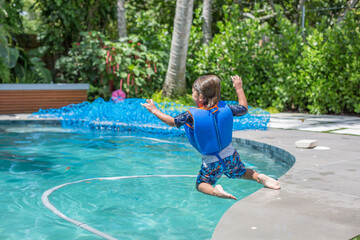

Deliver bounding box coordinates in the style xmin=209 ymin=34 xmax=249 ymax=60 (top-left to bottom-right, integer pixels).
xmin=231 ymin=75 xmax=248 ymax=110
xmin=141 ymin=99 xmax=158 ymax=113
xmin=141 ymin=99 xmax=176 ymax=127
xmin=231 ymin=75 xmax=243 ymax=91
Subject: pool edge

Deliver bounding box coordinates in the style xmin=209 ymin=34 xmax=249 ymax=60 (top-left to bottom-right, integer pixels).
xmin=212 ymin=129 xmax=360 ymax=240
xmin=232 ymin=137 xmax=296 ymax=170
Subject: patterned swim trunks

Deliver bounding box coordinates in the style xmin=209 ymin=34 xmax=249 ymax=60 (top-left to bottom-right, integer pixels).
xmin=196 ymin=150 xmax=246 ymax=186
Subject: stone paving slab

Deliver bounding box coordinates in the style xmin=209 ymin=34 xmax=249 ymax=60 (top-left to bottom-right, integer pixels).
xmin=332 ymin=128 xmax=360 ymax=135
xmin=269 ymin=113 xmax=360 ymax=135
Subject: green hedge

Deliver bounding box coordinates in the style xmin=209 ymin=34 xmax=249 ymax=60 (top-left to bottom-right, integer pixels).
xmin=187 ymin=5 xmax=360 ymax=114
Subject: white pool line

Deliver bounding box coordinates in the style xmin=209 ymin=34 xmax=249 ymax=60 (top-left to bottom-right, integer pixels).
xmin=42 ymin=175 xmax=197 ymax=240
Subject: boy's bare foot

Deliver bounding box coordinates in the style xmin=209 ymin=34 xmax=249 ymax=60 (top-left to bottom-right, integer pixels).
xmin=213 ymin=185 xmax=237 ymax=200
xmin=258 ymin=174 xmax=280 ymax=190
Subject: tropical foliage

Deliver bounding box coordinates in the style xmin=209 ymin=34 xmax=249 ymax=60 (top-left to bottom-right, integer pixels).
xmin=1 ymin=0 xmax=359 ymax=114
xmin=55 ymin=32 xmax=167 ymax=101
xmin=0 ymin=0 xmax=52 ymax=83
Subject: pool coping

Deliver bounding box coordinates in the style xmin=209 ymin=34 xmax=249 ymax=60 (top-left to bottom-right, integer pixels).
xmin=232 ymin=137 xmax=296 ymax=168
xmin=1 ymin=115 xmax=359 ymax=240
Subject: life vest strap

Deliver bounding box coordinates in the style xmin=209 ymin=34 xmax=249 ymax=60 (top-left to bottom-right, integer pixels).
xmin=210 ymin=106 xmax=219 ymax=114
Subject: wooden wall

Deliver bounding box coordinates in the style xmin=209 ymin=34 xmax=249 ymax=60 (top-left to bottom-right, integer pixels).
xmin=0 ymin=89 xmax=88 ymax=114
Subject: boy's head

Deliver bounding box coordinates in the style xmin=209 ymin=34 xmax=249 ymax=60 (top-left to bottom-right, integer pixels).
xmin=192 ymin=75 xmax=221 ymax=108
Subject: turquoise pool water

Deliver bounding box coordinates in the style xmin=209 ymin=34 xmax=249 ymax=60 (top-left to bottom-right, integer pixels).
xmin=0 ymin=123 xmax=290 ymax=239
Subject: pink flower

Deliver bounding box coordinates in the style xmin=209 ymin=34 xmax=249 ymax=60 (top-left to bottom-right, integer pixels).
xmin=77 ymin=42 xmax=80 ymax=46
xmin=111 ymin=89 xmax=126 ymax=103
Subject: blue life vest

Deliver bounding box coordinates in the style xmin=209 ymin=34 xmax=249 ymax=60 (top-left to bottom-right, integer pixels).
xmin=184 ymin=101 xmax=233 ymax=156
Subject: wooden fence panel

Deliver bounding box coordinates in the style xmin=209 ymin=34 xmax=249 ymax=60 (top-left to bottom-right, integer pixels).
xmin=0 ymin=85 xmax=89 ymax=114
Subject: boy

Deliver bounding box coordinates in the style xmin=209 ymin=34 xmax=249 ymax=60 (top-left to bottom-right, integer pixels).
xmin=141 ymin=75 xmax=279 ymax=200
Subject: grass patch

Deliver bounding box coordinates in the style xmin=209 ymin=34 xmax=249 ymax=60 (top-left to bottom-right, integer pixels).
xmin=151 ymin=91 xmax=195 ymax=106
xmin=265 ymin=107 xmax=280 ymax=114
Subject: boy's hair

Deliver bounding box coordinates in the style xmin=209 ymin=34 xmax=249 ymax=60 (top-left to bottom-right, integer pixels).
xmin=193 ymin=75 xmax=221 ymax=108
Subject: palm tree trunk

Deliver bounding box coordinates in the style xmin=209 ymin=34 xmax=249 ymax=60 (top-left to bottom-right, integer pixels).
xmin=202 ymin=0 xmax=213 ymax=45
xmin=117 ymin=0 xmax=127 ymax=39
xmin=162 ymin=0 xmax=194 ymax=98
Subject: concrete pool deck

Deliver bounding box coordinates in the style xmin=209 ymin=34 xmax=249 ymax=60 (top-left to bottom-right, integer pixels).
xmin=213 ymin=113 xmax=360 ymax=240
xmin=1 ymin=112 xmax=359 ymax=239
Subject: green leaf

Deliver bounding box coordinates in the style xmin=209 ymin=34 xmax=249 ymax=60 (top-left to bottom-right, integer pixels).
xmin=0 ymin=35 xmax=8 ymax=48
xmin=120 ymin=72 xmax=127 ymax=78
xmin=128 ymin=64 xmax=135 ymax=71
xmin=4 ymin=47 xmax=19 ymax=68
xmin=0 ymin=42 xmax=8 ymax=59
xmin=133 ymin=68 xmax=140 ymax=76
xmin=146 ymin=68 xmax=154 ymax=76
xmin=39 ymin=67 xmax=52 ymax=82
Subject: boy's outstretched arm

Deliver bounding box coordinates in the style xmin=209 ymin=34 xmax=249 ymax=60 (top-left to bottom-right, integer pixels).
xmin=231 ymin=75 xmax=248 ymax=110
xmin=141 ymin=99 xmax=176 ymax=127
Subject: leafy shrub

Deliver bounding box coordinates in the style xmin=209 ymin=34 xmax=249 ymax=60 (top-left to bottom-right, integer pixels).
xmin=187 ymin=5 xmax=360 ymax=114
xmin=35 ymin=0 xmax=117 ymax=55
xmin=188 ymin=4 xmax=277 ymax=108
xmin=287 ymin=10 xmax=360 ymax=114
xmin=55 ymin=31 xmax=168 ymax=101
xmin=0 ymin=1 xmax=52 ymax=84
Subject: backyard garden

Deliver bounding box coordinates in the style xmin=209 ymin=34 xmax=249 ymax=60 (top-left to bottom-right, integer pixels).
xmin=1 ymin=2 xmax=360 ymax=240
xmin=1 ymin=0 xmax=359 ymax=114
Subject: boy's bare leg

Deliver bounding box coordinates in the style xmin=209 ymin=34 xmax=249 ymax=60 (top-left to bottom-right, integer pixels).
xmin=242 ymin=169 xmax=280 ymax=190
xmin=196 ymin=183 xmax=237 ymax=200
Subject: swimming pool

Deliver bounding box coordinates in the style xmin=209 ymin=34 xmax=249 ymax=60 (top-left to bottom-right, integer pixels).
xmin=0 ymin=123 xmax=292 ymax=239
